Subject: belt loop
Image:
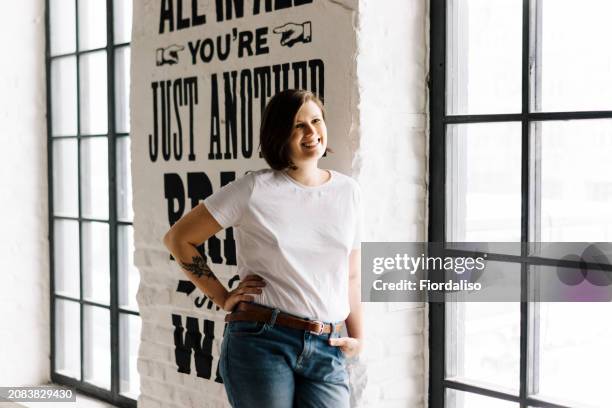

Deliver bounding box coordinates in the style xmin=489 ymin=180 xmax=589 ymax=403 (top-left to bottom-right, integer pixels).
xmin=268 ymin=308 xmax=280 ymax=327
xmin=327 ymin=321 xmax=335 ymax=339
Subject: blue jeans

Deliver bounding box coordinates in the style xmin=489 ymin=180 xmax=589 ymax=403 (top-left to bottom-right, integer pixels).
xmin=219 ymin=307 xmax=349 ymax=408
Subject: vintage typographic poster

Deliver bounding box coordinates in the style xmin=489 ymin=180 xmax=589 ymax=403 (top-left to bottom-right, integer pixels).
xmin=131 ymin=0 xmax=357 ymax=387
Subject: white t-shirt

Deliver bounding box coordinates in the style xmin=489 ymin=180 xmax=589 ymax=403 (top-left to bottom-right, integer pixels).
xmin=203 ymin=168 xmax=361 ymax=322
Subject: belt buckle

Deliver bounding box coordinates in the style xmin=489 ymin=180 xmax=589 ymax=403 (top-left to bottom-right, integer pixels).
xmin=309 ymin=320 xmax=325 ymax=335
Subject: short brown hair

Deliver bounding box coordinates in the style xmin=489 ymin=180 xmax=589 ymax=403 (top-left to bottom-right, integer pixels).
xmin=259 ymin=89 xmax=326 ymax=170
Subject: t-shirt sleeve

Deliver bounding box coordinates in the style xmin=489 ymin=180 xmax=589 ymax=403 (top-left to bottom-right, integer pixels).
xmin=203 ymin=172 xmax=255 ymax=228
xmin=352 ymin=182 xmax=362 ymax=250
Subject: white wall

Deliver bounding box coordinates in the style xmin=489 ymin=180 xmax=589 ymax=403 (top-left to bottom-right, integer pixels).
xmin=0 ymin=0 xmax=50 ymax=386
xmin=355 ymin=0 xmax=429 ymax=406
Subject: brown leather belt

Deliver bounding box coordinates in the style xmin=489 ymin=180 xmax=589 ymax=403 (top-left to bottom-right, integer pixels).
xmin=225 ymin=302 xmax=343 ymax=335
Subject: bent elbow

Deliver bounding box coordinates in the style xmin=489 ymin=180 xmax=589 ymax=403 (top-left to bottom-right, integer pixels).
xmin=162 ymin=230 xmax=175 ymax=250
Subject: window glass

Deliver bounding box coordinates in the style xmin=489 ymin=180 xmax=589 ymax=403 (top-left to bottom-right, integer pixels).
xmin=534 ymin=0 xmax=612 ymax=112
xmin=446 ymin=0 xmax=522 ymax=115
xmin=446 ymin=122 xmax=522 ymax=242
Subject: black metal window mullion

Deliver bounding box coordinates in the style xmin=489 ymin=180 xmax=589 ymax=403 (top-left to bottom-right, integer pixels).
xmin=55 ymin=294 xmax=110 ymax=309
xmin=519 ymin=0 xmax=531 ymax=406
xmin=443 ymin=111 xmax=612 ymax=124
xmin=119 ymin=308 xmax=140 ymax=317
xmin=54 ymin=216 xmax=110 ymax=223
xmin=443 ymin=381 xmax=576 ymax=408
xmin=74 ymin=0 xmax=85 ymax=387
xmin=50 ymin=46 xmax=109 ymax=60
xmin=106 ymin=0 xmax=120 ymax=399
xmin=45 ymin=0 xmax=55 ymax=381
xmin=428 ymin=0 xmax=447 ymax=406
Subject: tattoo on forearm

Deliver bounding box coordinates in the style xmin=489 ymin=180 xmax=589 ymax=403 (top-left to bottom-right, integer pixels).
xmin=181 ymin=256 xmax=218 ymax=281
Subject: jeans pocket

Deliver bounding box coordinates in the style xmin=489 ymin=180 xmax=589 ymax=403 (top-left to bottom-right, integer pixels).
xmin=228 ymin=320 xmax=268 ymax=336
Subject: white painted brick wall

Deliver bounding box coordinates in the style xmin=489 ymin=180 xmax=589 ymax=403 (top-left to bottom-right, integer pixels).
xmin=0 ymin=0 xmax=49 ymax=386
xmin=354 ymin=0 xmax=429 ymax=407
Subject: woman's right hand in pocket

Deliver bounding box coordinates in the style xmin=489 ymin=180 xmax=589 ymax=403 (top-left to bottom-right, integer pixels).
xmin=222 ymin=274 xmax=266 ymax=312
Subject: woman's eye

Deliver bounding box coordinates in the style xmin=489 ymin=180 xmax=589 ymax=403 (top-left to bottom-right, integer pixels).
xmin=312 ymin=118 xmax=321 ymax=124
xmin=295 ymin=123 xmax=304 ymax=129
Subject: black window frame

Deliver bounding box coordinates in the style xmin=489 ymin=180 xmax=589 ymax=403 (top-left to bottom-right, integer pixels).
xmin=45 ymin=1 xmax=137 ymax=407
xmin=428 ymin=0 xmax=612 ymax=407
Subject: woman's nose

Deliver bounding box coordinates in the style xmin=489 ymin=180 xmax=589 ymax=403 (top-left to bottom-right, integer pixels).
xmin=304 ymin=123 xmax=316 ymax=135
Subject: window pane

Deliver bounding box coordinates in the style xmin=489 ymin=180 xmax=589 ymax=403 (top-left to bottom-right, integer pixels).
xmin=118 ymin=225 xmax=138 ymax=311
xmin=446 ymin=123 xmax=522 ymax=242
xmin=446 ymin=301 xmax=521 ymax=394
xmin=116 ymin=137 xmax=133 ymax=222
xmin=79 ymin=51 xmax=108 ymax=135
xmin=83 ymin=305 xmax=110 ymax=389
xmin=114 ymin=0 xmax=133 ymax=44
xmin=446 ymin=389 xmax=519 ymax=408
xmin=534 ymin=0 xmax=612 ymax=112
xmin=82 ymin=221 xmax=110 ymax=305
xmin=446 ymin=0 xmax=522 ymax=115
xmin=55 ymin=298 xmax=81 ymax=379
xmin=80 ymin=137 xmax=109 ymax=219
xmin=533 ymin=120 xmax=612 ymax=241
xmin=52 ymin=138 xmax=79 ymax=217
xmin=532 ymin=302 xmax=612 ymax=407
xmin=51 ymin=56 xmax=77 ymax=136
xmin=53 ymin=219 xmax=80 ymax=298
xmin=78 ymin=0 xmax=107 ymax=50
xmin=115 ymin=46 xmax=131 ymax=133
xmin=50 ymin=0 xmax=76 ymax=55
xmin=119 ymin=313 xmax=141 ymax=398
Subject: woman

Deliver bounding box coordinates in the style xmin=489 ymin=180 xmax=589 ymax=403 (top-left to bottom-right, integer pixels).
xmin=163 ymin=89 xmax=363 ymax=407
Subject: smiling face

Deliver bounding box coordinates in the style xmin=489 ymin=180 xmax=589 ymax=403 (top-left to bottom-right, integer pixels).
xmin=287 ymin=100 xmax=327 ymax=167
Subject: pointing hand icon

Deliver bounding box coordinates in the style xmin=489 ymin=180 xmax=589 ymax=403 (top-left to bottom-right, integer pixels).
xmin=156 ymin=44 xmax=184 ymax=66
xmin=273 ymin=22 xmax=312 ymax=48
